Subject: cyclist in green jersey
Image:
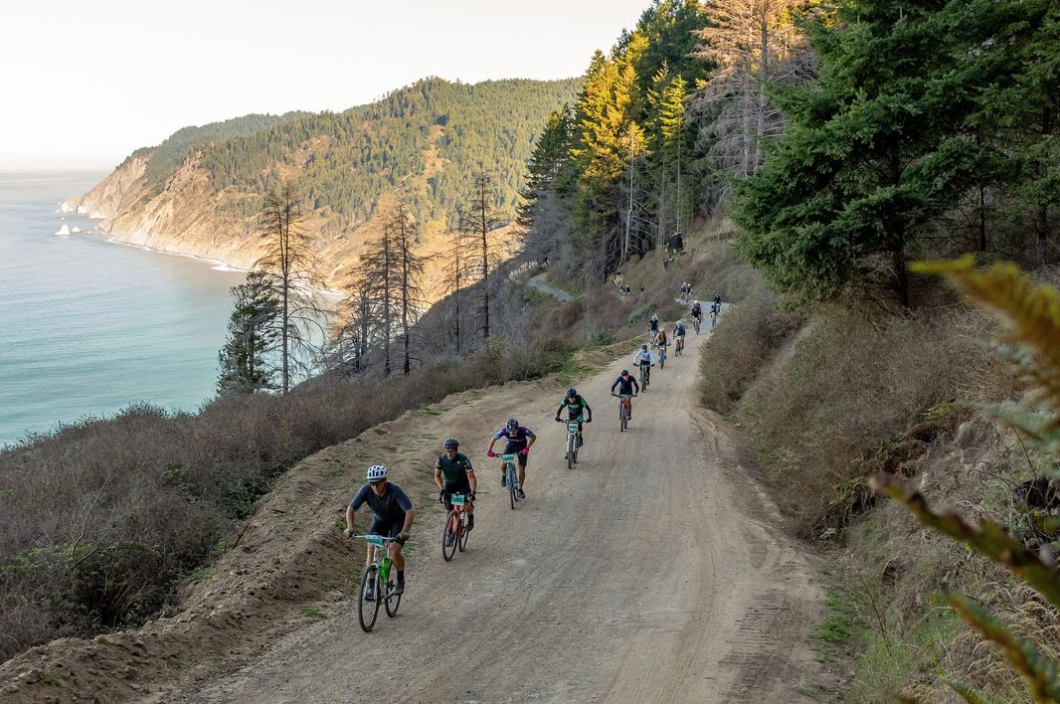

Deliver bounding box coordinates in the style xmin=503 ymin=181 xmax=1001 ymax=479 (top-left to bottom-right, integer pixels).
xmin=434 ymin=437 xmax=477 ymax=531
xmin=554 ymin=387 xmax=593 ymax=451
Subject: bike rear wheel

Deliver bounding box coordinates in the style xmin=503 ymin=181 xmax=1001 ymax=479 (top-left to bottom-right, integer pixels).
xmin=384 ymin=573 xmax=401 ymax=617
xmin=358 ymin=567 xmax=382 ymax=632
xmin=442 ymin=511 xmax=458 ymax=562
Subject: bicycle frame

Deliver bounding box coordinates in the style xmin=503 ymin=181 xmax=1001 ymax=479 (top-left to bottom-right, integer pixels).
xmin=354 ymin=534 xmax=397 ymax=581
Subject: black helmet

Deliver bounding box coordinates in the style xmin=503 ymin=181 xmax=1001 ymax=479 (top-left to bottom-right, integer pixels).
xmin=620 ymin=368 xmax=629 ymax=376
xmin=443 ymin=437 xmax=459 ymax=450
xmin=506 ymin=418 xmax=519 ymax=432
xmin=567 ymin=387 xmax=577 ymax=397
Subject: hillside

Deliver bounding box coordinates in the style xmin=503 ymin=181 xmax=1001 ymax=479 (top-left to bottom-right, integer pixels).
xmin=67 ymin=78 xmax=580 ymax=293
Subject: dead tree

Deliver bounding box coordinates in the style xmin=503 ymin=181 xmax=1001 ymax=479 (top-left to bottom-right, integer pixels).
xmin=464 ymin=173 xmax=507 ymax=341
xmin=256 ymin=181 xmax=326 ymax=393
xmin=389 ymin=202 xmax=426 ymax=375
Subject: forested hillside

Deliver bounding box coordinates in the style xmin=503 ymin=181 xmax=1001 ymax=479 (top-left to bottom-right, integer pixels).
xmin=70 ymin=78 xmax=580 ymax=288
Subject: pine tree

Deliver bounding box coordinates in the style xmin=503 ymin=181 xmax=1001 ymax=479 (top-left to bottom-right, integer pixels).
xmin=217 ymin=270 xmax=280 ymax=396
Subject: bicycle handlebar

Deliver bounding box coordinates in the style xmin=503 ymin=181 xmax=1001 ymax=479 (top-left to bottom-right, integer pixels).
xmin=348 ymin=534 xmax=400 ymax=544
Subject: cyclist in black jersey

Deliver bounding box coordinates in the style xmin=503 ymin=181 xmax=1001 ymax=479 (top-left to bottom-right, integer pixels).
xmin=611 ymin=369 xmax=641 ymax=418
xmin=555 ymin=387 xmax=593 ymax=449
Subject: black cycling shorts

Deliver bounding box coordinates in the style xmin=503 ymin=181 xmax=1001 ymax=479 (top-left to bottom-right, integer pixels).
xmin=504 ymin=441 xmax=529 ymax=466
xmin=442 ymin=480 xmax=473 ymax=511
xmin=368 ymin=516 xmax=404 ymax=540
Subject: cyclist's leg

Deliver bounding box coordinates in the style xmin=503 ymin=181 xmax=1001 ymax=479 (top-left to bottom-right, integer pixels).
xmin=386 ymin=522 xmax=405 ymax=572
xmin=516 ymin=449 xmax=528 ymax=492
xmin=366 ymin=517 xmax=387 ymax=567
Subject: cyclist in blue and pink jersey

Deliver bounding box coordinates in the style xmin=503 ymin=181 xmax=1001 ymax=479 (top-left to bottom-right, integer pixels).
xmin=486 ymin=418 xmax=537 ymax=499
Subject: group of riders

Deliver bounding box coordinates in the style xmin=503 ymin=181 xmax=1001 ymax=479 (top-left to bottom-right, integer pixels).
xmin=343 ymin=291 xmax=723 ymax=600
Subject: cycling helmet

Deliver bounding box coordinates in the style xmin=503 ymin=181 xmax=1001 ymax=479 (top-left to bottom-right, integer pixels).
xmin=567 ymin=387 xmax=578 ymax=397
xmin=443 ymin=437 xmax=459 ymax=450
xmin=694 ymin=300 xmax=700 ymax=305
xmin=677 ymin=319 xmax=684 ymax=325
xmin=506 ymin=418 xmax=519 ymax=432
xmin=620 ymin=369 xmax=629 ymax=376
xmin=366 ymin=464 xmax=388 ymax=482
xmin=651 ymin=313 xmax=659 ymax=322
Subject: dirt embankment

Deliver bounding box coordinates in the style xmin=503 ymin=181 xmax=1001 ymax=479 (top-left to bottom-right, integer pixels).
xmin=2 ymin=331 xmax=835 ymax=704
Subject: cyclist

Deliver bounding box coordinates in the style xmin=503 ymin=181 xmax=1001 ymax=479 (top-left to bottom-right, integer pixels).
xmin=435 ymin=437 xmax=477 ymax=531
xmin=610 ymin=368 xmax=640 ymax=418
xmin=631 ymin=343 xmax=655 ymax=386
xmin=673 ymin=319 xmax=687 ymax=354
xmin=554 ymin=387 xmax=593 ymax=452
xmin=648 ymin=313 xmax=660 ymax=347
xmin=713 ymin=293 xmax=722 ymax=309
xmin=710 ymin=298 xmax=721 ymax=327
xmin=487 ymin=418 xmax=536 ymax=499
xmin=344 ymin=465 xmax=414 ymax=597
xmin=656 ymin=328 xmax=669 ymax=367
xmin=691 ymin=300 xmax=703 ymax=328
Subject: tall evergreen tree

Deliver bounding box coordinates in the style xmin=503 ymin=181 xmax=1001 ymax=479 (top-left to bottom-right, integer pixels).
xmin=217 ymin=270 xmax=280 ymax=396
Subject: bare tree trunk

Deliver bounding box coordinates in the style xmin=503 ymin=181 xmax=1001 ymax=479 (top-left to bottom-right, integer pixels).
xmin=383 ymin=222 xmax=392 ymax=377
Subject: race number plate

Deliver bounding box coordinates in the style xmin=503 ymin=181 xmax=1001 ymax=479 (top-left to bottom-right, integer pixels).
xmin=366 ymin=535 xmax=386 ymax=547
xmin=451 ymin=494 xmax=466 ymax=506
xmin=568 ymin=423 xmax=580 ymax=433
xmin=502 ymin=453 xmax=517 ymax=462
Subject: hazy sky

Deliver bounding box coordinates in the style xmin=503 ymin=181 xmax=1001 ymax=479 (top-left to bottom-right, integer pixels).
xmin=0 ymin=0 xmax=651 ymax=170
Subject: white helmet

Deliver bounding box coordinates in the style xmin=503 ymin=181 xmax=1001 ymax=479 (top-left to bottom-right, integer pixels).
xmin=651 ymin=313 xmax=659 ymax=322
xmin=694 ymin=300 xmax=700 ymax=305
xmin=366 ymin=464 xmax=388 ymax=482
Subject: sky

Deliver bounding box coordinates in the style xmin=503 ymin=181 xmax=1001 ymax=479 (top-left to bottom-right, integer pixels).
xmin=0 ymin=0 xmax=651 ymax=171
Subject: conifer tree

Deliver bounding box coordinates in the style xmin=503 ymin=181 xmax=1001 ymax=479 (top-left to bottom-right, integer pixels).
xmin=217 ymin=270 xmax=280 ymax=396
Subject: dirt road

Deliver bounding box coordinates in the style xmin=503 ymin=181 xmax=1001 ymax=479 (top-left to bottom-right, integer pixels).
xmin=171 ymin=330 xmax=827 ymax=704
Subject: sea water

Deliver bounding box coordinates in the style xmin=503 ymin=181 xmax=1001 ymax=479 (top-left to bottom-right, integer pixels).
xmin=0 ymin=171 xmax=247 ymax=446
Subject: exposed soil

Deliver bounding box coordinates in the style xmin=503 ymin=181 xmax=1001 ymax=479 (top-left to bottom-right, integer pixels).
xmin=1 ymin=331 xmax=833 ymax=703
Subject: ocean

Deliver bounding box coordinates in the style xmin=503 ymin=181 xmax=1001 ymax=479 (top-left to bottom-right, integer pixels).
xmin=0 ymin=171 xmax=247 ymax=446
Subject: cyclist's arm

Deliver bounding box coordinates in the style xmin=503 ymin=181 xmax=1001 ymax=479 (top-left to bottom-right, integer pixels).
xmin=582 ymin=398 xmax=592 ymax=420
xmin=487 ymin=435 xmax=499 ymax=454
xmin=395 ymin=487 xmax=415 ymax=533
xmin=468 ymin=469 xmax=477 ymax=493
xmin=526 ymin=430 xmax=537 ymax=450
xmin=611 ymin=379 xmax=619 ymax=393
xmin=345 ymin=505 xmax=356 ymax=533
xmin=434 ymin=466 xmax=444 ymax=491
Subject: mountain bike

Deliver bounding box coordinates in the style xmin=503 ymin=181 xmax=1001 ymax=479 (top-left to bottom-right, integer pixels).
xmin=558 ymin=418 xmax=588 ymax=468
xmin=675 ymin=336 xmax=685 ymax=356
xmin=658 ymin=344 xmax=667 ymax=369
xmin=501 ymin=453 xmax=522 ymax=509
xmin=639 ymin=362 xmax=651 ymax=390
xmin=613 ymin=392 xmax=636 ymax=432
xmin=441 ymin=493 xmax=470 ymax=562
xmin=349 ymin=534 xmax=402 ymax=632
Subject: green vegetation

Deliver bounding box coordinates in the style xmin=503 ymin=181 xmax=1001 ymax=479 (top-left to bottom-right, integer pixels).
xmin=195 ymin=78 xmax=580 ymax=230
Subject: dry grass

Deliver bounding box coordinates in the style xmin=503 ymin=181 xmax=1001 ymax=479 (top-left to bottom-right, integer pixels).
xmin=0 ymin=336 xmax=573 ymax=663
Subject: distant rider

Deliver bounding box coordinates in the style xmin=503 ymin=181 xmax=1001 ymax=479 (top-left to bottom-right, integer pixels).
xmin=632 ymin=344 xmax=656 ymax=385
xmin=673 ymin=319 xmax=686 ymax=352
xmin=648 ymin=313 xmax=660 ymax=346
xmin=656 ymin=328 xmax=669 ymax=365
xmin=611 ymin=368 xmax=641 ymax=418
xmin=555 ymin=386 xmax=593 ymax=451
xmin=487 ymin=418 xmax=536 ymax=499
xmin=345 ymin=464 xmax=414 ymax=597
xmin=691 ymin=300 xmax=703 ymax=326
xmin=435 ymin=437 xmax=477 ymax=531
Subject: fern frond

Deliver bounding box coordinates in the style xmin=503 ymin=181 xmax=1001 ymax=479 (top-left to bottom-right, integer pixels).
xmin=913 ymin=256 xmax=1060 ymax=381
xmin=947 ymin=596 xmax=1060 ymax=704
xmin=988 ymin=343 xmax=1060 ymax=418
xmin=993 ymin=406 xmax=1060 ymax=455
xmin=947 ymin=680 xmax=1012 ymax=704
xmin=872 ymin=475 xmax=1060 ymax=608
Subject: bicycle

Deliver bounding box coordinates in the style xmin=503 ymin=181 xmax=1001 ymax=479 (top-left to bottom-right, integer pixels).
xmin=639 ymin=362 xmax=651 ymax=391
xmin=612 ymin=392 xmax=636 ymax=432
xmin=675 ymin=336 xmax=684 ymax=356
xmin=658 ymin=344 xmax=667 ymax=369
xmin=693 ymin=316 xmax=701 ymax=334
xmin=501 ymin=453 xmax=523 ymax=509
xmin=559 ymin=418 xmax=580 ymax=468
xmin=349 ymin=534 xmax=403 ymax=632
xmin=441 ymin=493 xmax=471 ymax=562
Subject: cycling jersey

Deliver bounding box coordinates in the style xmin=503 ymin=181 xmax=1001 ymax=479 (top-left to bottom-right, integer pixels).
xmin=494 ymin=426 xmax=535 ymax=446
xmin=674 ymin=323 xmax=686 ymax=338
xmin=611 ymin=375 xmax=640 ymax=395
xmin=349 ymin=482 xmax=413 ymax=525
xmin=435 ymin=452 xmax=474 ymax=490
xmin=632 ymin=349 xmax=655 ymax=366
xmin=691 ymin=305 xmax=702 ymax=318
xmin=558 ymin=394 xmax=591 ymax=420
xmin=649 ymin=319 xmax=660 ymax=332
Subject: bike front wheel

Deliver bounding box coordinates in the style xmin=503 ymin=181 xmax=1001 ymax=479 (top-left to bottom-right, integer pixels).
xmin=508 ymin=466 xmax=517 ymax=509
xmin=567 ymin=434 xmax=575 ymax=469
xmin=385 ymin=573 xmax=401 ymax=617
xmin=442 ymin=511 xmax=458 ymax=562
xmin=358 ymin=567 xmax=382 ymax=632
xmin=458 ymin=512 xmax=470 ymax=552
